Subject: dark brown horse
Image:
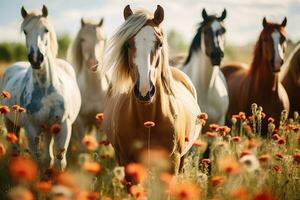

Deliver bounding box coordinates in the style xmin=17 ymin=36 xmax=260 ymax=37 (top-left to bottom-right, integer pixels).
xmin=222 ymin=18 xmax=289 ymax=130
xmin=102 ymin=5 xmax=201 ymax=173
xmin=282 ymin=44 xmax=300 ymax=114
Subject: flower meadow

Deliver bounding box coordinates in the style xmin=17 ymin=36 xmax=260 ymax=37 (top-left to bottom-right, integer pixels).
xmin=0 ymin=90 xmax=299 ymax=200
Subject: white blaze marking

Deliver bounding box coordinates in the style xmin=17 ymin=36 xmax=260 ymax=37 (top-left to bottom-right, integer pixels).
xmin=134 ymin=26 xmax=156 ymax=97
xmin=271 ymin=30 xmax=284 ymax=70
xmin=211 ymin=20 xmax=222 ymax=48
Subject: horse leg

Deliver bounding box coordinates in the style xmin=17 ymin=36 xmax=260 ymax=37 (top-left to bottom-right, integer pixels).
xmin=4 ymin=117 xmax=21 ymax=155
xmin=54 ymin=119 xmax=72 ymax=170
xmin=24 ymin=125 xmax=39 ymax=160
xmin=40 ymin=131 xmax=55 ymax=173
xmin=72 ymin=115 xmax=87 ymax=153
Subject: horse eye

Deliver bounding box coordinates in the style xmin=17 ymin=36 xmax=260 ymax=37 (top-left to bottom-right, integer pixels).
xmin=23 ymin=30 xmax=27 ymax=35
xmin=125 ymin=43 xmax=131 ymax=49
xmin=45 ymin=28 xmax=49 ymax=33
xmin=158 ymin=41 xmax=163 ymax=48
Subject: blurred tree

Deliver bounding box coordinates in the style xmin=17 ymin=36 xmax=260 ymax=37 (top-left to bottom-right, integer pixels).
xmin=57 ymin=33 xmax=71 ymax=58
xmin=167 ymin=29 xmax=188 ymax=56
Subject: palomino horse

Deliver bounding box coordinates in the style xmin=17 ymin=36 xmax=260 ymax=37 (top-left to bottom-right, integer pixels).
xmin=222 ymin=18 xmax=289 ymax=131
xmin=67 ymin=18 xmax=108 ymax=147
xmin=182 ymin=9 xmax=228 ymax=126
xmin=102 ymin=5 xmax=202 ymax=173
xmin=281 ymin=44 xmax=300 ymax=114
xmin=2 ymin=6 xmax=81 ymax=170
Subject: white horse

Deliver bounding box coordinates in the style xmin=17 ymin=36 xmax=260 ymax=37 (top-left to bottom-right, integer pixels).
xmin=182 ymin=9 xmax=229 ymax=125
xmin=2 ymin=5 xmax=81 ymax=170
xmin=67 ymin=18 xmax=108 ymax=148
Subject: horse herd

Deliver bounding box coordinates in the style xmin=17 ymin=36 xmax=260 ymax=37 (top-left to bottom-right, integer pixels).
xmin=1 ymin=5 xmax=300 ymax=173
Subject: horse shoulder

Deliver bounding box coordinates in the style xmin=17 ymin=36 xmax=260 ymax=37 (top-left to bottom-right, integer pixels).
xmin=3 ymin=62 xmax=30 ymax=83
xmin=221 ymin=62 xmax=248 ymax=81
xmin=170 ymin=67 xmax=197 ymax=99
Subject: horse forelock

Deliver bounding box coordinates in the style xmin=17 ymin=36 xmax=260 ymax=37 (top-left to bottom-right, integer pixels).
xmin=21 ymin=12 xmax=58 ymax=57
xmin=103 ymin=9 xmax=172 ymax=97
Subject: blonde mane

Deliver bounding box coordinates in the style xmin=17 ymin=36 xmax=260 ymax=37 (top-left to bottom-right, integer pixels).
xmin=21 ymin=11 xmax=58 ymax=57
xmin=67 ymin=20 xmax=106 ymax=73
xmin=102 ymin=9 xmax=172 ymax=97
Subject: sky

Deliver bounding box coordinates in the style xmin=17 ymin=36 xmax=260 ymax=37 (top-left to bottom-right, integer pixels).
xmin=0 ymin=0 xmax=300 ymax=46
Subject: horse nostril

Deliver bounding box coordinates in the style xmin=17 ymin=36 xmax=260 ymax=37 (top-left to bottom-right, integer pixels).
xmin=280 ymin=60 xmax=284 ymax=65
xmin=38 ymin=52 xmax=44 ymax=63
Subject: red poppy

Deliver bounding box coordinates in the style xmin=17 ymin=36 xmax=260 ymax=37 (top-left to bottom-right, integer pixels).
xmin=219 ymin=157 xmax=240 ymax=174
xmin=193 ymin=139 xmax=205 ymax=147
xmin=232 ymin=136 xmax=241 ymax=142
xmin=17 ymin=106 xmax=26 ymax=113
xmin=99 ymin=140 xmax=110 ymax=146
xmin=168 ymin=181 xmax=201 ymax=200
xmin=206 ymin=131 xmax=217 ymax=137
xmin=197 ymin=112 xmax=208 ymax=120
xmin=126 ymin=162 xmax=148 ymax=183
xmin=50 ymin=124 xmax=61 ymax=134
xmin=129 ymin=185 xmax=146 ymax=199
xmin=273 ymin=165 xmax=282 ymax=173
xmin=12 ymin=105 xmax=20 ymax=111
xmin=1 ymin=90 xmax=11 ymax=99
xmin=267 ymin=117 xmax=275 ymax=123
xmin=36 ymin=181 xmax=52 ymax=192
xmin=9 ymin=156 xmax=38 ymax=182
xmin=209 ymin=124 xmax=219 ymax=131
xmin=239 ymin=112 xmax=246 ymax=120
xmin=272 ymin=134 xmax=280 ymax=141
xmin=277 ymin=138 xmax=286 ymax=145
xmin=95 ymin=112 xmax=104 ymax=121
xmin=0 ymin=105 xmax=10 ymax=114
xmin=6 ymin=132 xmax=18 ymax=144
xmin=82 ymin=161 xmax=102 ymax=173
xmin=258 ymin=154 xmax=270 ymax=163
xmin=240 ymin=150 xmax=252 ymax=158
xmin=253 ymin=190 xmax=276 ymax=200
xmin=211 ymin=176 xmax=224 ymax=186
xmin=275 ymin=153 xmax=284 ymax=159
xmin=293 ymin=152 xmax=300 ymax=164
xmin=82 ymin=135 xmax=98 ymax=151
xmin=0 ymin=143 xmax=6 ymax=157
xmin=144 ymin=121 xmax=155 ymax=128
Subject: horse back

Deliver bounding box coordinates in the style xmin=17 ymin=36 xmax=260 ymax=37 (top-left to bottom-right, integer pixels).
xmin=221 ymin=62 xmax=248 ymax=81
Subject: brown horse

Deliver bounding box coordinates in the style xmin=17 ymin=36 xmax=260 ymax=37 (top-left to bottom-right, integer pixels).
xmin=102 ymin=5 xmax=202 ymax=173
xmin=222 ymin=17 xmax=289 ymax=130
xmin=281 ymin=44 xmax=300 ymax=114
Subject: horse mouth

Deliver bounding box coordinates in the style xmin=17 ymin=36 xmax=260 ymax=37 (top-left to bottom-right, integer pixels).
xmin=210 ymin=57 xmax=222 ymax=66
xmin=30 ymin=62 xmax=42 ymax=69
xmin=88 ymin=65 xmax=99 ymax=72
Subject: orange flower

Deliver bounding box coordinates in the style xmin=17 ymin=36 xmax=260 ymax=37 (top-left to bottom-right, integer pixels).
xmin=99 ymin=140 xmax=110 ymax=146
xmin=7 ymin=187 xmax=35 ymax=200
xmin=95 ymin=112 xmax=104 ymax=121
xmin=277 ymin=137 xmax=286 ymax=145
xmin=231 ymin=187 xmax=248 ymax=200
xmin=253 ymin=190 xmax=276 ymax=200
xmin=293 ymin=152 xmax=300 ymax=164
xmin=36 ymin=181 xmax=52 ymax=192
xmin=76 ymin=190 xmax=101 ymax=200
xmin=209 ymin=124 xmax=219 ymax=131
xmin=239 ymin=112 xmax=246 ymax=120
xmin=168 ymin=181 xmax=201 ymax=200
xmin=6 ymin=132 xmax=18 ymax=144
xmin=126 ymin=162 xmax=148 ymax=183
xmin=160 ymin=172 xmax=173 ymax=185
xmin=17 ymin=106 xmax=26 ymax=113
xmin=248 ymin=138 xmax=259 ymax=149
xmin=268 ymin=117 xmax=275 ymax=123
xmin=9 ymin=156 xmax=38 ymax=182
xmin=144 ymin=121 xmax=155 ymax=128
xmin=219 ymin=157 xmax=240 ymax=174
xmin=193 ymin=139 xmax=205 ymax=147
xmin=211 ymin=176 xmax=224 ymax=186
xmin=1 ymin=90 xmax=11 ymax=99
xmin=129 ymin=185 xmax=146 ymax=199
xmin=55 ymin=171 xmax=76 ymax=189
xmin=232 ymin=136 xmax=241 ymax=142
xmin=82 ymin=135 xmax=98 ymax=151
xmin=197 ymin=112 xmax=208 ymax=120
xmin=206 ymin=131 xmax=217 ymax=137
xmin=218 ymin=126 xmax=231 ymax=134
xmin=258 ymin=154 xmax=270 ymax=163
xmin=0 ymin=105 xmax=10 ymax=114
xmin=240 ymin=150 xmax=252 ymax=158
xmin=272 ymin=134 xmax=280 ymax=141
xmin=82 ymin=161 xmax=102 ymax=173
xmin=275 ymin=153 xmax=284 ymax=159
xmin=50 ymin=124 xmax=61 ymax=134
xmin=0 ymin=143 xmax=6 ymax=157
xmin=12 ymin=105 xmax=20 ymax=111
xmin=261 ymin=112 xmax=266 ymax=119
xmin=273 ymin=165 xmax=282 ymax=173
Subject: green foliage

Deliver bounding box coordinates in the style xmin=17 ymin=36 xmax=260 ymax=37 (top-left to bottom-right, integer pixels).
xmin=57 ymin=33 xmax=71 ymax=58
xmin=167 ymin=29 xmax=188 ymax=55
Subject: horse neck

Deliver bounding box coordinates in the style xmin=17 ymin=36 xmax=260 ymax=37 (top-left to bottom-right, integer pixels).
xmin=250 ymin=58 xmax=279 ymax=94
xmin=31 ymin=51 xmax=59 ymax=88
xmin=183 ymin=49 xmax=216 ymax=92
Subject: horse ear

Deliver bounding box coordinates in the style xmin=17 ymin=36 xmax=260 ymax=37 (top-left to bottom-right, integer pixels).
xmin=81 ymin=18 xmax=85 ymax=27
xmin=202 ymin=9 xmax=208 ymax=21
xmin=281 ymin=17 xmax=287 ymax=27
xmin=153 ymin=5 xmax=164 ymax=25
xmin=21 ymin=6 xmax=28 ymax=18
xmin=42 ymin=5 xmax=48 ymax=17
xmin=123 ymin=5 xmax=133 ymax=20
xmin=262 ymin=17 xmax=268 ymax=28
xmin=98 ymin=18 xmax=104 ymax=27
xmin=219 ymin=9 xmax=227 ymax=21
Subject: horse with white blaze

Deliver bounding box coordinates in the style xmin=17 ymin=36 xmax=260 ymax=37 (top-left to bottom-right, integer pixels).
xmin=182 ymin=9 xmax=229 ymax=126
xmin=2 ymin=5 xmax=81 ymax=170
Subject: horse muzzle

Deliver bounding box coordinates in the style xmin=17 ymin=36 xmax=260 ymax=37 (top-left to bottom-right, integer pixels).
xmin=134 ymin=81 xmax=156 ymax=104
xmin=210 ymin=50 xmax=224 ymax=66
xmin=28 ymin=50 xmax=44 ymax=69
